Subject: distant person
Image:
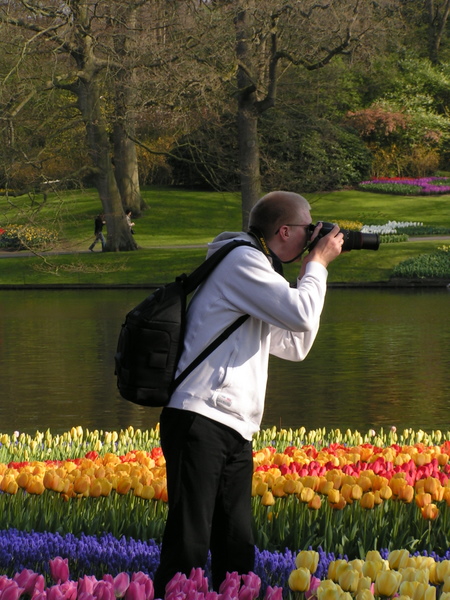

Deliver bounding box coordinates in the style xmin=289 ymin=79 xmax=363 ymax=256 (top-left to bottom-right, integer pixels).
xmin=89 ymin=213 xmax=106 ymax=252
xmin=125 ymin=209 xmax=135 ymax=234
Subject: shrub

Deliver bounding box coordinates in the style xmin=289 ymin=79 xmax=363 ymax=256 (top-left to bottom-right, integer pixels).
xmin=0 ymin=224 xmax=58 ymax=250
xmin=379 ymin=234 xmax=409 ymax=243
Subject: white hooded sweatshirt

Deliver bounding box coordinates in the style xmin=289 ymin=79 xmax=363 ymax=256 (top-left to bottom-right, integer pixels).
xmin=167 ymin=231 xmax=328 ymax=440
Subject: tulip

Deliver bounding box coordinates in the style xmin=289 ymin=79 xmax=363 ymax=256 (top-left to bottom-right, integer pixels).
xmin=316 ymin=580 xmax=343 ymax=600
xmin=434 ymin=561 xmax=450 ymax=584
xmin=356 ymin=589 xmax=374 ymax=600
xmin=49 ymin=558 xmax=69 ymax=584
xmin=362 ymin=561 xmax=385 ymax=582
xmin=111 ymin=573 xmax=130 ymax=598
xmin=388 ymin=550 xmax=409 ymax=570
xmin=124 ymin=581 xmax=146 ymax=600
xmin=1 ymin=581 xmax=25 ymax=600
xmin=264 ymin=585 xmax=283 ymax=600
xmin=421 ymin=503 xmax=439 ymax=520
xmin=440 ymin=594 xmax=450 ymax=600
xmin=328 ymin=560 xmax=348 ymax=582
xmin=13 ymin=570 xmax=45 ymax=596
xmin=338 ymin=566 xmax=360 ymax=593
xmin=360 ymin=492 xmax=375 ymax=509
xmin=295 ymin=551 xmax=319 ymax=574
xmin=93 ymin=581 xmax=116 ymax=600
xmin=308 ymin=494 xmax=322 ymax=510
xmin=374 ymin=569 xmax=402 ymax=597
xmin=261 ymin=491 xmax=275 ymax=506
xmin=415 ymin=492 xmax=432 ymax=508
xmin=400 ymin=567 xmax=429 ymax=584
xmin=299 ymin=487 xmax=315 ymax=503
xmin=288 ymin=568 xmax=311 ymax=592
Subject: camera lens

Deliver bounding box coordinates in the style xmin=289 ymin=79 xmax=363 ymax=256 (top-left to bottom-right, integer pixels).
xmin=343 ymin=231 xmax=380 ymax=251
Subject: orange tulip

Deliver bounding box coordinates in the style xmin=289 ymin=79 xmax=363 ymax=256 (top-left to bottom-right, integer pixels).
xmin=421 ymin=503 xmax=439 ymax=520
xmin=308 ymin=494 xmax=322 ymax=510
xmin=415 ymin=492 xmax=432 ymax=508
xmin=360 ymin=492 xmax=375 ymax=509
xmin=116 ymin=477 xmax=132 ymax=495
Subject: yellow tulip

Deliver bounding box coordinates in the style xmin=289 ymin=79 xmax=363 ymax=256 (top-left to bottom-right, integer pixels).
xmin=356 ymin=589 xmax=374 ymax=600
xmin=440 ymin=594 xmax=450 ymax=600
xmin=400 ymin=567 xmax=429 ymax=584
xmin=288 ymin=567 xmax=311 ymax=592
xmin=362 ymin=561 xmax=384 ymax=582
xmin=366 ymin=551 xmax=384 ymax=562
xmin=300 ymin=487 xmax=315 ymax=503
xmin=388 ymin=550 xmax=409 ymax=570
xmin=357 ymin=576 xmax=372 ymax=593
xmin=435 ymin=561 xmax=450 ymax=583
xmin=317 ymin=580 xmax=343 ymax=600
xmin=443 ymin=576 xmax=450 ymax=593
xmin=338 ymin=566 xmax=360 ymax=593
xmin=261 ymin=490 xmax=276 ymax=506
xmin=295 ymin=550 xmax=319 ymax=573
xmin=349 ymin=560 xmax=365 ymax=575
xmin=89 ymin=479 xmax=103 ymax=498
xmin=328 ymin=560 xmax=348 ymax=582
xmin=360 ymin=492 xmax=375 ymax=509
xmin=73 ymin=475 xmax=90 ymax=495
xmin=374 ymin=569 xmax=402 ymax=597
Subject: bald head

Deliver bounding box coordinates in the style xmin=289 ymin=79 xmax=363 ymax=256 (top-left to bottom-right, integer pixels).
xmin=249 ymin=191 xmax=311 ymax=241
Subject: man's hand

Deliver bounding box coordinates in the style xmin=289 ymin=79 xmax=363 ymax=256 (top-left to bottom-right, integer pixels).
xmin=300 ymin=223 xmax=344 ymax=275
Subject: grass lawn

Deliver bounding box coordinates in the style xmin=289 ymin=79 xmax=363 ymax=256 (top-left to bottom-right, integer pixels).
xmin=0 ymin=186 xmax=449 ymax=286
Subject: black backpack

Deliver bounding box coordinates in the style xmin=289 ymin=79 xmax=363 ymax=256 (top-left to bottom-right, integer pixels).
xmin=114 ymin=239 xmax=256 ymax=407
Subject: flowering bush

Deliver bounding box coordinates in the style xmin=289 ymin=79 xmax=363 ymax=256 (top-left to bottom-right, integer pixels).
xmin=0 ymin=224 xmax=58 ymax=250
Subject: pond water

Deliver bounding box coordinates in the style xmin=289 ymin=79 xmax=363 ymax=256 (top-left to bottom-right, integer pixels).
xmin=0 ymin=288 xmax=449 ymax=436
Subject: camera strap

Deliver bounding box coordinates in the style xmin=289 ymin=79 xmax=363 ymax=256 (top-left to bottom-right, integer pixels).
xmin=248 ymin=227 xmax=284 ymax=275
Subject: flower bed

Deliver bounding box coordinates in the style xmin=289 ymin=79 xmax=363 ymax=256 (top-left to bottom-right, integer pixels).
xmin=1 ymin=426 xmax=450 ymax=598
xmin=358 ymin=177 xmax=450 ymax=195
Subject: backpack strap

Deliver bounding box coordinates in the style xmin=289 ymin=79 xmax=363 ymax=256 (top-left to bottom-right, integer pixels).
xmin=171 ymin=239 xmax=258 ymax=393
xmin=181 ymin=239 xmax=257 ymax=294
xmin=171 ymin=313 xmax=249 ymax=391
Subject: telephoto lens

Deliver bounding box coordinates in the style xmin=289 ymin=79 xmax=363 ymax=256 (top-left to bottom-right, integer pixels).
xmin=308 ymin=222 xmax=380 ymax=252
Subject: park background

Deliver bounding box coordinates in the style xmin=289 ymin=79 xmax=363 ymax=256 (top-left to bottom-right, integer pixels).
xmin=1 ymin=2 xmax=450 ymax=600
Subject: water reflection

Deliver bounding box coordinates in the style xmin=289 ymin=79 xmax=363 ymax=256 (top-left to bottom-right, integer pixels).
xmin=0 ymin=288 xmax=449 ymax=436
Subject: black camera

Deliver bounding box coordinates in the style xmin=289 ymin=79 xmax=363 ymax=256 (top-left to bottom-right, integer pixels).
xmin=308 ymin=221 xmax=380 ymax=252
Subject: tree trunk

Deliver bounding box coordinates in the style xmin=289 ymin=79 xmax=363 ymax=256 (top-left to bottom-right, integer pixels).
xmin=76 ymin=77 xmax=138 ymax=251
xmin=112 ymin=6 xmax=146 ymax=216
xmin=235 ymin=4 xmax=262 ymax=230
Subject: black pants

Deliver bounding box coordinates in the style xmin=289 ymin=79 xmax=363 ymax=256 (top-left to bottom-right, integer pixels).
xmin=153 ymin=408 xmax=255 ymax=596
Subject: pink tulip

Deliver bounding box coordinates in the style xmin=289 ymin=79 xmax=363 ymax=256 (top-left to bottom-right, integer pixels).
xmin=124 ymin=581 xmax=147 ymax=600
xmin=219 ymin=573 xmax=241 ymax=596
xmin=112 ymin=573 xmax=130 ymax=598
xmin=204 ymin=593 xmax=219 ymax=600
xmin=0 ymin=577 xmax=12 ymax=592
xmin=1 ymin=581 xmax=25 ymax=600
xmin=240 ymin=573 xmax=261 ymax=597
xmin=78 ymin=576 xmax=98 ymax=596
xmin=188 ymin=569 xmax=208 ymax=595
xmin=13 ymin=569 xmax=45 ymax=596
xmin=93 ymin=581 xmax=115 ymax=600
xmin=32 ymin=591 xmax=48 ymax=600
xmin=77 ymin=593 xmax=97 ymax=600
xmin=49 ymin=558 xmax=70 ymax=584
xmin=164 ymin=572 xmax=188 ymax=597
xmin=47 ymin=582 xmax=78 ymax=600
xmin=263 ymin=586 xmax=283 ymax=600
xmin=131 ymin=573 xmax=154 ymax=600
